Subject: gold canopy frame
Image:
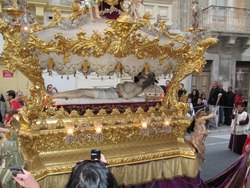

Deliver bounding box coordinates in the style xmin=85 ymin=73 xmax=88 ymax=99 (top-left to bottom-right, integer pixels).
xmin=0 ymin=0 xmax=218 ymax=186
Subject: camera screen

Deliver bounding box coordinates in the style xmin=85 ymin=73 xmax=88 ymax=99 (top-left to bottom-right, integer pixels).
xmin=91 ymin=149 xmax=101 ymax=161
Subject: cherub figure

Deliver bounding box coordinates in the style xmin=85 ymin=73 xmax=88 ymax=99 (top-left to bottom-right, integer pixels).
xmin=69 ymin=0 xmax=85 ymax=20
xmin=190 ymin=110 xmax=215 ymax=162
xmin=130 ymin=0 xmax=143 ymax=19
xmin=84 ymin=0 xmax=102 ymax=21
xmin=122 ymin=0 xmax=143 ymax=20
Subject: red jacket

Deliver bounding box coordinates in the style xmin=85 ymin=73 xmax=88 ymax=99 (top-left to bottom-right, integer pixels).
xmin=242 ymin=136 xmax=250 ymax=154
xmin=4 ymin=99 xmax=23 ymax=125
xmin=10 ymin=99 xmax=22 ymax=110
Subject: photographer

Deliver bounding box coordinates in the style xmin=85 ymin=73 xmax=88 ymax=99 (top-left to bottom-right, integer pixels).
xmin=13 ymin=153 xmax=117 ymax=188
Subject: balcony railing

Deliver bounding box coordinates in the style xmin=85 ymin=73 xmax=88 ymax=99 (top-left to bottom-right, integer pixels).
xmin=48 ymin=0 xmax=71 ymax=6
xmin=202 ymin=5 xmax=250 ymax=34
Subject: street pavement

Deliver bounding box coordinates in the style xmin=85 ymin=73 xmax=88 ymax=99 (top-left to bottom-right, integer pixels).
xmin=200 ymin=125 xmax=240 ymax=180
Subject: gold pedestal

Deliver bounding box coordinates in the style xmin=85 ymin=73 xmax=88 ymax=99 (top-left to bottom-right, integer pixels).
xmin=37 ymin=141 xmax=198 ymax=187
xmin=18 ymin=110 xmax=196 ymax=185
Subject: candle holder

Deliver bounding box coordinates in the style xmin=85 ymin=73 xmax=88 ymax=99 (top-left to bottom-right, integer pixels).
xmin=93 ymin=123 xmax=104 ymax=142
xmin=140 ymin=119 xmax=151 ymax=136
xmin=162 ymin=117 xmax=172 ymax=133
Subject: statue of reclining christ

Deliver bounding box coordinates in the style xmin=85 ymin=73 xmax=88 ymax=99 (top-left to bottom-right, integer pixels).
xmin=52 ymin=73 xmax=157 ymax=100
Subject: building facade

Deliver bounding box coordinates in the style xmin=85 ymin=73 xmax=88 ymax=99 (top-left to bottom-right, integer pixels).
xmin=198 ymin=0 xmax=250 ymax=110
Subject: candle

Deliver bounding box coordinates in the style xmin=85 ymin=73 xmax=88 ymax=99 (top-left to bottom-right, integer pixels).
xmin=95 ymin=124 xmax=103 ymax=134
xmin=67 ymin=127 xmax=74 ymax=135
xmin=141 ymin=120 xmax=148 ymax=129
xmin=164 ymin=118 xmax=171 ymax=126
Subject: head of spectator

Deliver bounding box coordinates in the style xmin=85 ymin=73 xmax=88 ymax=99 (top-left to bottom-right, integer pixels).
xmin=192 ymin=89 xmax=199 ymax=97
xmin=179 ymin=83 xmax=184 ymax=90
xmin=66 ymin=160 xmax=117 ymax=188
xmin=165 ymin=80 xmax=170 ymax=93
xmin=212 ymin=81 xmax=218 ymax=89
xmin=201 ymin=93 xmax=206 ymax=99
xmin=46 ymin=84 xmax=58 ymax=94
xmin=0 ymin=94 xmax=5 ymax=102
xmin=47 ymin=84 xmax=53 ymax=91
xmin=187 ymin=97 xmax=192 ymax=103
xmin=237 ymin=102 xmax=245 ymax=113
xmin=197 ymin=97 xmax=203 ymax=105
xmin=6 ymin=90 xmax=16 ymax=102
xmin=165 ymin=80 xmax=170 ymax=86
xmin=16 ymin=91 xmax=23 ymax=101
xmin=219 ymin=82 xmax=224 ymax=90
xmin=228 ymin=86 xmax=233 ymax=92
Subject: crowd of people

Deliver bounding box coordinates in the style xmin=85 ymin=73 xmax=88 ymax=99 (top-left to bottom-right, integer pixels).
xmin=163 ymin=79 xmax=250 ymax=156
xmin=0 ymin=90 xmax=24 ymax=127
xmin=169 ymin=80 xmax=247 ymax=129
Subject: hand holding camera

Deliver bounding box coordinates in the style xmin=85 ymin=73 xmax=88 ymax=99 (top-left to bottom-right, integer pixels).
xmin=11 ymin=168 xmax=40 ymax=188
xmin=91 ymin=149 xmax=107 ymax=164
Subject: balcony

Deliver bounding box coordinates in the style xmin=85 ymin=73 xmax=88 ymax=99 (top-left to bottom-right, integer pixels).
xmin=201 ymin=5 xmax=250 ymax=35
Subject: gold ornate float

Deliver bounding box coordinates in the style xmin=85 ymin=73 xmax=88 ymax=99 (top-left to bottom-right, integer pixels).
xmin=0 ymin=0 xmax=217 ymax=186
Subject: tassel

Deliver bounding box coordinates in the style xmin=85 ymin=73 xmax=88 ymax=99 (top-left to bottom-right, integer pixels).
xmin=115 ymin=62 xmax=122 ymax=75
xmin=48 ymin=58 xmax=55 ymax=72
xmin=144 ymin=63 xmax=150 ymax=74
xmin=82 ymin=60 xmax=89 ymax=73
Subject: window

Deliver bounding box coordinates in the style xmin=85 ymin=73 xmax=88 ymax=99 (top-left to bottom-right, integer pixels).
xmin=209 ymin=0 xmax=226 ymax=6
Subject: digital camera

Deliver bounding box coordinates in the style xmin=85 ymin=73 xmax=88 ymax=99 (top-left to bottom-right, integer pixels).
xmin=91 ymin=149 xmax=101 ymax=161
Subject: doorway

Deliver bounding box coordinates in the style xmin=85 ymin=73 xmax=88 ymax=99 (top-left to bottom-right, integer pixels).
xmin=236 ymin=61 xmax=250 ymax=111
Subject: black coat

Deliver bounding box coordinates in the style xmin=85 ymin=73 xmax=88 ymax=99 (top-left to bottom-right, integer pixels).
xmin=226 ymin=91 xmax=236 ymax=107
xmin=218 ymin=88 xmax=227 ymax=106
xmin=208 ymin=87 xmax=220 ymax=105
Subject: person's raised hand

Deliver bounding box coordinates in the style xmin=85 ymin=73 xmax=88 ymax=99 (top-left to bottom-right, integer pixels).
xmin=13 ymin=169 xmax=40 ymax=188
xmin=100 ymin=154 xmax=107 ymax=164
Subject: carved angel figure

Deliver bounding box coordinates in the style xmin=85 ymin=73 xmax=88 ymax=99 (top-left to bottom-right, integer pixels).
xmin=69 ymin=1 xmax=85 ymax=20
xmin=190 ymin=110 xmax=215 ymax=161
xmin=123 ymin=0 xmax=143 ymax=20
xmin=83 ymin=0 xmax=102 ymax=21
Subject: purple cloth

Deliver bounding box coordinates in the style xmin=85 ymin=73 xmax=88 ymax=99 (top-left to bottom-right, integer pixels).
xmin=205 ymin=152 xmax=249 ymax=188
xmin=119 ymin=173 xmax=207 ymax=188
xmin=119 ymin=152 xmax=250 ymax=188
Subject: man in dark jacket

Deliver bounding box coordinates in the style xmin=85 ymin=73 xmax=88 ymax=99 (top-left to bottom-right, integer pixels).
xmin=224 ymin=86 xmax=235 ymax=126
xmin=218 ymin=82 xmax=227 ymax=125
xmin=177 ymin=83 xmax=187 ymax=101
xmin=208 ymin=81 xmax=220 ymax=128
